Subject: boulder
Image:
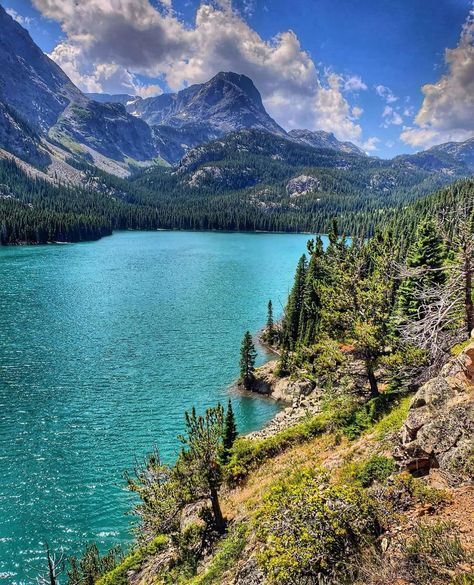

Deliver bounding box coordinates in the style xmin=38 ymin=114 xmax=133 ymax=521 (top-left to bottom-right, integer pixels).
xmin=395 ymin=342 xmax=474 ymax=484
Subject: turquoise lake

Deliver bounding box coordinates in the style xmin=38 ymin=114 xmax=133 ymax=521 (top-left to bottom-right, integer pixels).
xmin=0 ymin=230 xmax=321 ymax=583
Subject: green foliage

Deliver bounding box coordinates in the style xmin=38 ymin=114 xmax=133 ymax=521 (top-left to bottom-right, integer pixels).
xmin=221 ymin=399 xmax=238 ymax=464
xmin=224 ymin=413 xmax=333 ymax=484
xmin=396 ymin=218 xmax=447 ymax=319
xmin=126 ymin=449 xmax=184 ymax=539
xmin=255 ymin=469 xmax=378 ymax=584
xmin=177 ymin=405 xmax=226 ymax=533
xmin=188 ymin=524 xmax=248 ymax=585
xmin=345 ymin=455 xmax=396 ymax=487
xmin=239 ymin=331 xmax=257 ymax=389
xmin=371 ymin=394 xmax=413 ymax=440
xmin=67 ymin=543 xmax=122 ymax=585
xmin=96 ymin=536 xmax=168 ymax=585
xmin=281 ymin=254 xmax=307 ymax=349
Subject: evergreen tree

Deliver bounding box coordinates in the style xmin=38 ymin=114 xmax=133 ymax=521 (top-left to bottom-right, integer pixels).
xmin=177 ymin=405 xmax=226 ymax=534
xmin=221 ymin=399 xmax=238 ymax=463
xmin=240 ymin=331 xmax=257 ymax=389
xmin=299 ymin=237 xmax=324 ymax=344
xmin=282 ymin=254 xmax=307 ymax=349
xmin=265 ymin=300 xmax=275 ymax=343
xmin=397 ymin=218 xmax=446 ymax=319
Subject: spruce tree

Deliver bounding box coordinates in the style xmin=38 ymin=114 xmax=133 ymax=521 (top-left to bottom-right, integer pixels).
xmin=282 ymin=254 xmax=307 ymax=349
xmin=221 ymin=399 xmax=238 ymax=463
xmin=397 ymin=218 xmax=446 ymax=319
xmin=266 ymin=299 xmax=275 ymax=343
xmin=240 ymin=331 xmax=257 ymax=389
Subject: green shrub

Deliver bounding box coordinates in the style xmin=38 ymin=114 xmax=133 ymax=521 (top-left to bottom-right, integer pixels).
xmin=224 ymin=414 xmax=331 ymax=483
xmin=189 ymin=524 xmax=248 ymax=585
xmin=347 ymin=455 xmax=396 ymax=487
xmin=255 ymin=469 xmax=378 ymax=584
xmin=96 ymin=535 xmax=168 ymax=585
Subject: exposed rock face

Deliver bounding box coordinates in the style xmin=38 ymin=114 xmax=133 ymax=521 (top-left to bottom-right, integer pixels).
xmin=288 ymin=129 xmax=365 ymax=156
xmin=286 ymin=174 xmax=321 ymax=198
xmin=395 ymin=342 xmax=474 ymax=484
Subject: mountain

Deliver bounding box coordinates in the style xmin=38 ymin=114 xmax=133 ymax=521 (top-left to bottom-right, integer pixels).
xmin=86 ymin=93 xmax=134 ymax=105
xmin=0 ymin=4 xmax=157 ymax=173
xmin=121 ymin=72 xmax=286 ymax=162
xmin=426 ymin=137 xmax=474 ymax=171
xmin=288 ymin=129 xmax=365 ymax=156
xmin=128 ymin=72 xmax=284 ymax=134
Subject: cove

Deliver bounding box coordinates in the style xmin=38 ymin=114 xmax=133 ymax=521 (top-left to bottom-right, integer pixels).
xmin=0 ymin=230 xmax=324 ymax=582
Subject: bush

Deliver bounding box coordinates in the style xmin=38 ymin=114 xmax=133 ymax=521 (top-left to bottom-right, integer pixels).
xmin=255 ymin=469 xmax=378 ymax=584
xmin=96 ymin=535 xmax=168 ymax=585
xmin=224 ymin=414 xmax=332 ymax=484
xmin=189 ymin=524 xmax=248 ymax=585
xmin=345 ymin=455 xmax=396 ymax=487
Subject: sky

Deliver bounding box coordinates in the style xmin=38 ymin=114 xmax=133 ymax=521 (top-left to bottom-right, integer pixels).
xmin=3 ymin=0 xmax=473 ymax=158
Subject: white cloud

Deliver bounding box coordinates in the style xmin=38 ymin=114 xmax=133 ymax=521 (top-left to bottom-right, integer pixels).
xmin=375 ymin=84 xmax=398 ymax=103
xmin=381 ymin=105 xmax=403 ymax=127
xmin=361 ymin=137 xmax=380 ymax=153
xmin=351 ymin=105 xmax=363 ymax=119
xmin=32 ymin=0 xmax=367 ymax=143
xmin=401 ymin=5 xmax=474 ymax=148
xmin=6 ymin=7 xmax=32 ymax=26
xmin=343 ymin=75 xmax=367 ymax=93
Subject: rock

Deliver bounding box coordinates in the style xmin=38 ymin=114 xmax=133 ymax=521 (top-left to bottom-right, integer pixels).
xmin=286 ymin=174 xmax=321 ymax=198
xmin=233 ymin=555 xmax=266 ymax=585
xmin=395 ymin=342 xmax=474 ymax=484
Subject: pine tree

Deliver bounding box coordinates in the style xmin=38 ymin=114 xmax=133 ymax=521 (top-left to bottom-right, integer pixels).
xmin=177 ymin=405 xmax=226 ymax=534
xmin=240 ymin=331 xmax=257 ymax=389
xmin=397 ymin=218 xmax=446 ymax=319
xmin=221 ymin=399 xmax=238 ymax=463
xmin=266 ymin=299 xmax=275 ymax=343
xmin=299 ymin=236 xmax=324 ymax=344
xmin=282 ymin=254 xmax=307 ymax=349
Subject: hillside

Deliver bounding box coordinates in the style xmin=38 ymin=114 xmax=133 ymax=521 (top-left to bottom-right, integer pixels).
xmin=131 ymin=130 xmax=470 ymax=235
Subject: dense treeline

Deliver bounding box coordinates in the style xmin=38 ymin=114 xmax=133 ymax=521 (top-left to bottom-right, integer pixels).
xmin=275 ymin=177 xmax=474 ymax=395
xmin=0 ymin=158 xmax=164 ymax=244
xmin=1 ymin=139 xmax=472 ymax=244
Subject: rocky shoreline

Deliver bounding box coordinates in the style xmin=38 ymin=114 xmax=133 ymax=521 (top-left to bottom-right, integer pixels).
xmin=239 ymin=360 xmax=323 ymax=439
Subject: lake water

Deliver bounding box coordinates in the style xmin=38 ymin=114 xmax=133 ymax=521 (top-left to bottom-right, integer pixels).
xmin=0 ymin=230 xmax=319 ymax=583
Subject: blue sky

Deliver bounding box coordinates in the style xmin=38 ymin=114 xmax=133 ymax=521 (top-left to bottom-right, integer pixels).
xmin=3 ymin=0 xmax=473 ymax=157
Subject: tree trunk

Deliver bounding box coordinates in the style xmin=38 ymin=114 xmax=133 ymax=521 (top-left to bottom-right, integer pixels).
xmin=366 ymin=360 xmax=379 ymax=398
xmin=464 ymin=251 xmax=474 ymax=333
xmin=209 ymin=486 xmax=226 ymax=534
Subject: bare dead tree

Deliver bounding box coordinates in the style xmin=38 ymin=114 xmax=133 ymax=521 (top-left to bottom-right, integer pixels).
xmin=398 ymin=269 xmax=465 ymax=370
xmin=438 ymin=199 xmax=474 ymax=333
xmin=37 ymin=544 xmax=64 ymax=585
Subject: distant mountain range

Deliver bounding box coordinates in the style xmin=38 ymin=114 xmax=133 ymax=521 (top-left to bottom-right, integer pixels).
xmin=0 ymin=0 xmax=474 ymax=247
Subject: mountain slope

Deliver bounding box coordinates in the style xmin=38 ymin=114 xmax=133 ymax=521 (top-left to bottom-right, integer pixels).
xmin=124 ymin=72 xmax=285 ymax=162
xmin=288 ymin=129 xmax=365 ymax=156
xmin=426 ymin=137 xmax=474 ymax=171
xmin=0 ymin=4 xmax=157 ymax=171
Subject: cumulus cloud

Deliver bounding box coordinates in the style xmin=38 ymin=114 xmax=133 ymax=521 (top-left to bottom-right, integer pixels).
xmin=401 ymin=5 xmax=474 ymax=148
xmin=32 ymin=0 xmax=367 ymax=143
xmin=361 ymin=136 xmax=380 ymax=153
xmin=381 ymin=105 xmax=403 ymax=127
xmin=343 ymin=75 xmax=367 ymax=93
xmin=375 ymin=84 xmax=398 ymax=103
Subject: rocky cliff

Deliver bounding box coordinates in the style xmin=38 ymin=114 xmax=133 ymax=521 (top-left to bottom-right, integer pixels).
xmin=395 ymin=340 xmax=474 ymax=485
